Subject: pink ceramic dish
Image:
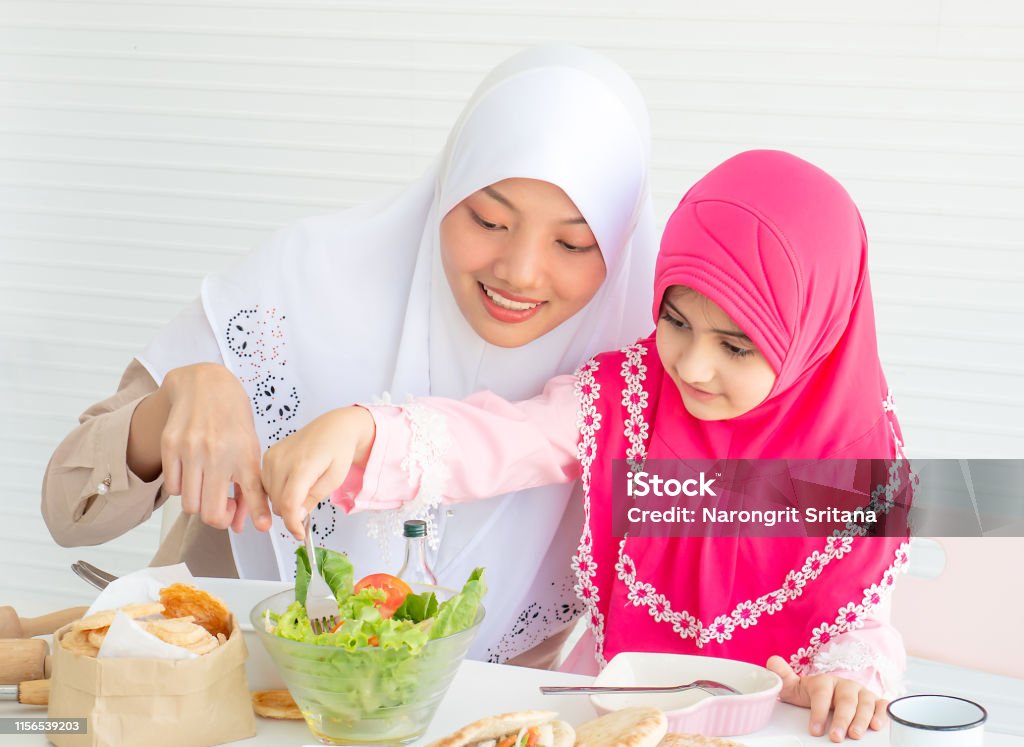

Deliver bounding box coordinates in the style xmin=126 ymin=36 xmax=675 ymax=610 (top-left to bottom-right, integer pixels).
xmin=590 ymin=652 xmax=782 ymax=736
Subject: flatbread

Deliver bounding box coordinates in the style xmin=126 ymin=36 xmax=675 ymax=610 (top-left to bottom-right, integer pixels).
xmin=425 ymin=711 xmax=560 ymax=747
xmin=72 ymin=602 xmax=164 ymax=632
xmin=659 ymin=735 xmax=747 ymax=747
xmin=251 ymin=689 xmax=303 ymax=720
xmin=575 ymin=707 xmax=668 ymax=747
xmin=549 ymin=720 xmax=575 ymax=747
xmin=59 ymin=628 xmax=99 ymax=657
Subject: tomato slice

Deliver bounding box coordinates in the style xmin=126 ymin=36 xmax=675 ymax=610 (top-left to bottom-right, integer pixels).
xmin=353 ymin=573 xmax=413 ymax=619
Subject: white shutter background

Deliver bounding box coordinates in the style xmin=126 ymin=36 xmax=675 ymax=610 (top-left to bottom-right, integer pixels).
xmin=1 ymin=2 xmax=1022 ymax=613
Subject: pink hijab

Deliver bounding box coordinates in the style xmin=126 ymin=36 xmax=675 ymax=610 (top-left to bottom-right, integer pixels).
xmin=572 ymin=150 xmax=911 ymax=671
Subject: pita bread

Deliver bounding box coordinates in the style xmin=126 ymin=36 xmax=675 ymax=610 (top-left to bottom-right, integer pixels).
xmin=575 ymin=707 xmax=668 ymax=747
xmin=659 ymin=735 xmax=747 ymax=747
xmin=72 ymin=602 xmax=164 ymax=632
xmin=251 ymin=689 xmax=303 ymax=720
xmin=549 ymin=720 xmax=575 ymax=747
xmin=426 ymin=711 xmax=573 ymax=747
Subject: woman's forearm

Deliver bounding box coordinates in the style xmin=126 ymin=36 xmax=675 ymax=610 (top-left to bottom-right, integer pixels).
xmin=41 ymin=359 xmax=167 ymax=547
xmin=126 ymin=385 xmax=172 ymax=481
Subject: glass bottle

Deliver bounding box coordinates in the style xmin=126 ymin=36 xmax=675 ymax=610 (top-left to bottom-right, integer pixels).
xmin=396 ymin=519 xmax=438 ymax=587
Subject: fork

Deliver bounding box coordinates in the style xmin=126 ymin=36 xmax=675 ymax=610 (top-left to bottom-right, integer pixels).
xmin=71 ymin=560 xmax=117 ymax=590
xmin=539 ymin=679 xmax=741 ymax=696
xmin=303 ymin=514 xmax=339 ymax=635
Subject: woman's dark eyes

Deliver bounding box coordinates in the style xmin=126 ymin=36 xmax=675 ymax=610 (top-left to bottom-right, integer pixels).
xmin=470 ymin=208 xmax=595 ymax=251
xmin=558 ymin=240 xmax=597 ymax=253
xmin=470 ymin=210 xmax=502 ymax=230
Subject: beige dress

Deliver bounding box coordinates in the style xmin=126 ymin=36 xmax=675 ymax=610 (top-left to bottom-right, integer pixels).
xmin=39 ymin=358 xmax=569 ymax=667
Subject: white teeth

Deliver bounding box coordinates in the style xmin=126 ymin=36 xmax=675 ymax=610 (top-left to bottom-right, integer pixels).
xmin=483 ymin=285 xmax=540 ymax=311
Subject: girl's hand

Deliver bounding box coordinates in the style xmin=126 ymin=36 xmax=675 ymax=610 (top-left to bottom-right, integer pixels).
xmin=766 ymin=656 xmax=888 ymax=742
xmin=261 ymin=406 xmax=376 ymax=540
xmin=131 ymin=363 xmax=271 ymax=533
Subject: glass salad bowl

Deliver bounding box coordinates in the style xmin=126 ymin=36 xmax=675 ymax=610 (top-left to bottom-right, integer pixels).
xmin=250 ymin=583 xmax=484 ymax=745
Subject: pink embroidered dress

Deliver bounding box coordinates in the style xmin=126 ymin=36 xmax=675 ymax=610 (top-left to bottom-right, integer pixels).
xmin=334 ymin=151 xmax=912 ymax=696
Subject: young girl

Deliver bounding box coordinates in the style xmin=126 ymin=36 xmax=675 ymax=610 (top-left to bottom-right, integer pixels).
xmin=261 ymin=150 xmax=911 ymax=740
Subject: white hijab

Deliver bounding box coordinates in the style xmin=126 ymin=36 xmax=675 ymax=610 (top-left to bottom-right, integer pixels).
xmin=140 ymin=45 xmax=657 ymax=662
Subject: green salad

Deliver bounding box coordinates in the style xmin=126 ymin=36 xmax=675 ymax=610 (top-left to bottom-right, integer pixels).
xmin=258 ymin=547 xmax=486 ymax=741
xmin=266 ymin=546 xmax=486 ymax=650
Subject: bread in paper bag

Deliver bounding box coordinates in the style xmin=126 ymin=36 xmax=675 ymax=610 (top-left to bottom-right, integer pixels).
xmin=47 ymin=567 xmax=256 ymax=747
xmin=47 ymin=615 xmax=256 ymax=747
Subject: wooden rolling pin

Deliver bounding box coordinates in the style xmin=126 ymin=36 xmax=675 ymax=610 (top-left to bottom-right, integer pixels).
xmin=0 ymin=679 xmax=49 ymax=706
xmin=0 ymin=639 xmax=51 ymax=683
xmin=0 ymin=605 xmax=87 ymax=638
xmin=0 ymin=683 xmax=293 ymax=711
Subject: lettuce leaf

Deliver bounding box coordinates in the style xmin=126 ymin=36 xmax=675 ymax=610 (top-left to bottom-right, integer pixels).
xmin=295 ymin=546 xmax=355 ymax=606
xmin=393 ymin=591 xmax=439 ymax=623
xmin=337 ymin=587 xmax=387 ymax=622
xmin=275 ymin=601 xmax=316 ymax=642
xmin=429 ymin=567 xmax=486 ymax=640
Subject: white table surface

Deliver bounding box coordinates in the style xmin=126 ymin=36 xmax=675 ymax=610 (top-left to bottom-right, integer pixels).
xmin=4 ymin=593 xmax=1021 ymax=746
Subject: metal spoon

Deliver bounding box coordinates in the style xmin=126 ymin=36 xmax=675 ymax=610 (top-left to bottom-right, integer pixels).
xmin=540 ymin=678 xmax=741 ymax=696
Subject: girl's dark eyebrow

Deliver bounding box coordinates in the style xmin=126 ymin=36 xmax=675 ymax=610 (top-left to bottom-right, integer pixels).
xmin=663 ymin=299 xmax=751 ymax=341
xmin=482 ymin=186 xmax=589 ymax=225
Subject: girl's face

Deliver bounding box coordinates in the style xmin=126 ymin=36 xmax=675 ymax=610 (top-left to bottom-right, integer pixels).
xmin=656 ymin=286 xmax=777 ymax=420
xmin=440 ymin=178 xmax=607 ymax=348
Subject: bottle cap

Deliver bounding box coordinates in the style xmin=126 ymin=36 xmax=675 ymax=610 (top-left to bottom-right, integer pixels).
xmin=403 ymin=519 xmax=427 ymax=538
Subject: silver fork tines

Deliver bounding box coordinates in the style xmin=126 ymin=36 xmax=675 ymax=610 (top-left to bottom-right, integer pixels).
xmin=304 ymin=514 xmax=339 ymax=635
xmin=77 ymin=560 xmax=118 ymax=584
xmin=72 ymin=560 xmax=115 ymax=591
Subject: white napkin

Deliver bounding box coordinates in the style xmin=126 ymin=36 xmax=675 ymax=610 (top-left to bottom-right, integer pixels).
xmin=86 ymin=564 xmax=199 ymax=660
xmin=100 ymin=610 xmax=198 ymax=660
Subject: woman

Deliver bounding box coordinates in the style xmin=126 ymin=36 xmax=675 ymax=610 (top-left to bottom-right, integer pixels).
xmin=40 ymin=45 xmax=658 ymax=666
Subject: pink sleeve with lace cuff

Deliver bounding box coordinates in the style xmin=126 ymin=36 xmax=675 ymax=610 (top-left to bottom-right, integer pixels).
xmin=330 ymin=375 xmax=581 ymax=515
xmin=806 ymin=602 xmax=906 ymax=699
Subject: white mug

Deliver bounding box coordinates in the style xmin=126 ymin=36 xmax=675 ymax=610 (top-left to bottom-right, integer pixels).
xmin=888 ymin=695 xmax=987 ymax=747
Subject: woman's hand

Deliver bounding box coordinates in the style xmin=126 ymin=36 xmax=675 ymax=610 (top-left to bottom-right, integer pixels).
xmin=128 ymin=362 xmax=271 ymax=533
xmin=261 ymin=406 xmax=376 ymax=541
xmin=766 ymin=656 xmax=888 ymax=741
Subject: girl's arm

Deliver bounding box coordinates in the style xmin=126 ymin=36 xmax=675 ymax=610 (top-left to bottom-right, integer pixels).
xmin=262 ymin=375 xmax=581 ymax=540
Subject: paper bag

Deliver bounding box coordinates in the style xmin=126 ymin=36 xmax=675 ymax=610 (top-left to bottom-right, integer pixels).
xmin=47 ymin=615 xmax=257 ymax=747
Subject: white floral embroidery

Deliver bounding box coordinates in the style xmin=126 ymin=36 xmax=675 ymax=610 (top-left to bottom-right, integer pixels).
xmin=788 ymin=541 xmax=911 ymax=677
xmin=831 ymin=454 xmax=911 ymax=538
xmin=572 ymin=357 xmax=607 ymax=666
xmin=707 ymin=615 xmax=737 ymax=644
xmin=648 ymin=593 xmax=673 ymax=623
xmin=365 ymin=399 xmax=451 ymax=558
xmin=731 ymin=600 xmax=759 ymax=629
xmin=806 ymin=639 xmax=905 ymax=699
xmin=627 ymin=581 xmax=656 ymax=607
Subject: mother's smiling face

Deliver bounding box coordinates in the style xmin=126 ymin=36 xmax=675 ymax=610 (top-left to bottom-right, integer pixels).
xmin=440 ymin=177 xmax=608 ymax=349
